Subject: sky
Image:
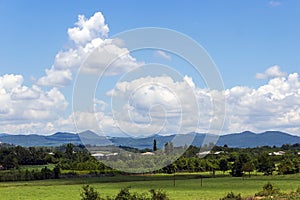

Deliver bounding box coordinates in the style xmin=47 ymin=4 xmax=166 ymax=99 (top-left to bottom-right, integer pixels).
xmin=0 ymin=0 xmax=300 ymax=136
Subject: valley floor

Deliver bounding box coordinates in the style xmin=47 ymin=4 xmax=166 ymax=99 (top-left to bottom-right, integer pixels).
xmin=0 ymin=173 xmax=300 ymax=200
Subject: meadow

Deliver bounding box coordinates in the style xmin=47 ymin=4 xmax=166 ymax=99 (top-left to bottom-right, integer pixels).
xmin=0 ymin=173 xmax=300 ymax=200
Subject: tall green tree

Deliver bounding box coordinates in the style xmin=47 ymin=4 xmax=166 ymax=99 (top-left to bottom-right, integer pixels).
xmin=153 ymin=139 xmax=157 ymax=151
xmin=257 ymin=154 xmax=275 ymax=175
xmin=219 ymin=158 xmax=229 ymax=174
xmin=278 ymin=158 xmax=298 ymax=174
xmin=2 ymin=153 xmax=18 ymax=169
xmin=242 ymin=161 xmax=255 ymax=177
xmin=53 ymin=165 xmax=61 ymax=178
xmin=231 ymin=154 xmax=250 ymax=177
xmin=65 ymin=143 xmax=74 ymax=159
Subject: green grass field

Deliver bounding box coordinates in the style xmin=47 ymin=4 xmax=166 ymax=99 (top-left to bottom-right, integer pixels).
xmin=0 ymin=173 xmax=300 ymax=200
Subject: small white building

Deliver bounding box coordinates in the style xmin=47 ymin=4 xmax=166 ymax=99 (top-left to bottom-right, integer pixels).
xmin=92 ymin=152 xmax=118 ymax=158
xmin=92 ymin=153 xmax=105 ymax=158
xmin=269 ymin=151 xmax=285 ymax=156
xmin=196 ymin=151 xmax=211 ymax=157
xmin=141 ymin=152 xmax=155 ymax=156
xmin=214 ymin=151 xmax=225 ymax=155
xmin=107 ymin=153 xmax=118 ymax=156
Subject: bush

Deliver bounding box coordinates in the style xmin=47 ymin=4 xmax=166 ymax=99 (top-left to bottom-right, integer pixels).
xmin=220 ymin=192 xmax=242 ymax=200
xmin=80 ymin=186 xmax=169 ymax=200
xmin=115 ymin=187 xmax=134 ymax=200
xmin=255 ymin=182 xmax=280 ymax=197
xmin=149 ymin=189 xmax=169 ymax=200
xmin=81 ymin=185 xmax=102 ymax=200
xmin=114 ymin=187 xmax=168 ymax=200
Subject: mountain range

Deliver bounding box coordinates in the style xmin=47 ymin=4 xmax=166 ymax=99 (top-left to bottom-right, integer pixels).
xmin=0 ymin=130 xmax=300 ymax=149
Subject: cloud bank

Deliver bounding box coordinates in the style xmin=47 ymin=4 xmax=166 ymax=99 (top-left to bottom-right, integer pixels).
xmin=0 ymin=74 xmax=68 ymax=133
xmin=1 ymin=12 xmax=300 ymax=137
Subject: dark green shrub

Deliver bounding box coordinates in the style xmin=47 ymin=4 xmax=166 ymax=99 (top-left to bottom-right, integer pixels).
xmin=149 ymin=189 xmax=168 ymax=200
xmin=81 ymin=185 xmax=102 ymax=200
xmin=115 ymin=187 xmax=133 ymax=200
xmin=219 ymin=192 xmax=242 ymax=200
xmin=255 ymin=183 xmax=280 ymax=197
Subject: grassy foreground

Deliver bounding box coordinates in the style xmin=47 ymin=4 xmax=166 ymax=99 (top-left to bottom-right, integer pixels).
xmin=0 ymin=174 xmax=300 ymax=200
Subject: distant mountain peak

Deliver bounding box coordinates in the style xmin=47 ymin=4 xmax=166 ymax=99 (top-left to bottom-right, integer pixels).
xmin=79 ymin=130 xmax=97 ymax=135
xmin=0 ymin=130 xmax=299 ymax=148
xmin=240 ymin=131 xmax=255 ymax=135
xmin=217 ymin=130 xmax=300 ymax=148
xmin=51 ymin=132 xmax=76 ymax=136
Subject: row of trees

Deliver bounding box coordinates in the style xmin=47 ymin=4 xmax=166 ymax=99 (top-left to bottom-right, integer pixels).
xmin=1 ymin=142 xmax=300 ymax=179
xmin=159 ymin=144 xmax=300 ymax=176
xmin=0 ymin=143 xmax=92 ymax=170
xmin=0 ymin=166 xmax=60 ymax=182
xmin=0 ymin=143 xmax=117 ymax=181
xmin=0 ymin=145 xmax=55 ymax=169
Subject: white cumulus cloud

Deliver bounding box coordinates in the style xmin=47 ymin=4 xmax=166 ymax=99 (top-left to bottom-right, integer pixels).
xmin=0 ymin=74 xmax=68 ymax=133
xmin=106 ymin=75 xmax=211 ymax=136
xmin=225 ymin=72 xmax=300 ymax=134
xmin=5 ymin=69 xmax=300 ymax=135
xmin=68 ymin=12 xmax=109 ymax=45
xmin=37 ymin=68 xmax=72 ymax=87
xmin=93 ymin=69 xmax=300 ymax=136
xmin=255 ymin=65 xmax=287 ymax=79
xmin=37 ymin=12 xmax=143 ymax=87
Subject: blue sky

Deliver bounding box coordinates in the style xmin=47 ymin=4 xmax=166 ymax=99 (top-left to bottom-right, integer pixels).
xmin=1 ymin=0 xmax=300 ymax=87
xmin=0 ymin=0 xmax=300 ymax=135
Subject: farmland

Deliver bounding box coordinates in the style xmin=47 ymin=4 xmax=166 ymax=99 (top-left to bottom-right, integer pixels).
xmin=0 ymin=173 xmax=300 ymax=200
xmin=1 ymin=143 xmax=300 ymax=199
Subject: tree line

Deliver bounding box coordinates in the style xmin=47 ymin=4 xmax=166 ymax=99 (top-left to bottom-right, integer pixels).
xmin=1 ymin=142 xmax=300 ymax=182
xmin=160 ymin=144 xmax=300 ymax=176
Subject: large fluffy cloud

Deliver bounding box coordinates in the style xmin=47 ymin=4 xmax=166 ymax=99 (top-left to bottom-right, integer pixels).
xmin=0 ymin=74 xmax=68 ymax=133
xmin=2 ymin=66 xmax=300 ymax=136
xmin=37 ymin=12 xmax=142 ymax=87
xmin=83 ymin=67 xmax=300 ymax=136
xmin=225 ymin=70 xmax=300 ymax=134
xmin=67 ymin=12 xmax=109 ymax=45
xmin=55 ymin=75 xmax=209 ymax=136
xmin=100 ymin=75 xmax=214 ymax=136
